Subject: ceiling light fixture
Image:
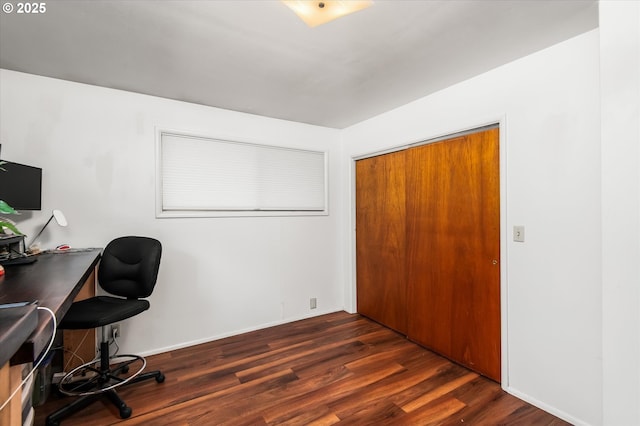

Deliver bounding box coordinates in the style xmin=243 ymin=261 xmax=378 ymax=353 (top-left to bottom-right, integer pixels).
xmin=282 ymin=0 xmax=373 ymax=27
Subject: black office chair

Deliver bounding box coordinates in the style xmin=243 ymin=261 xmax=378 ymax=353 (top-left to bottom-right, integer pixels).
xmin=46 ymin=236 xmax=165 ymax=426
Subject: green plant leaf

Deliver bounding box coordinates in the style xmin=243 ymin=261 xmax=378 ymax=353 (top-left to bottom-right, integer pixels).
xmin=0 ymin=200 xmax=17 ymax=214
xmin=0 ymin=221 xmax=22 ymax=235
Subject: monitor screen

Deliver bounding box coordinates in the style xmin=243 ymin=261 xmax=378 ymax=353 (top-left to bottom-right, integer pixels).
xmin=0 ymin=160 xmax=42 ymax=210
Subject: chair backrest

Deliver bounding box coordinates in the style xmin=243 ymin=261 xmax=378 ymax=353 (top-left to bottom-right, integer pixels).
xmin=98 ymin=236 xmax=162 ymax=299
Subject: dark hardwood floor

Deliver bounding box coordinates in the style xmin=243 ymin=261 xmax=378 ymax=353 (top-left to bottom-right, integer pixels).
xmin=35 ymin=312 xmax=570 ymax=425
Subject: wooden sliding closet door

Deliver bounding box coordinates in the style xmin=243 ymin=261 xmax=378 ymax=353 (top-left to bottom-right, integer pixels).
xmin=356 ymin=151 xmax=407 ymax=334
xmin=406 ymin=128 xmax=501 ymax=381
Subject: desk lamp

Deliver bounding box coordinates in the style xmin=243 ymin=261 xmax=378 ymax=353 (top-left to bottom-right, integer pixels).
xmin=28 ymin=209 xmax=67 ymax=252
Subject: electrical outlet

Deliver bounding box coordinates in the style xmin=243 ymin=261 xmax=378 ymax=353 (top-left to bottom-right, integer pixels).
xmin=310 ymin=298 xmax=317 ymax=309
xmin=111 ymin=323 xmax=121 ymax=339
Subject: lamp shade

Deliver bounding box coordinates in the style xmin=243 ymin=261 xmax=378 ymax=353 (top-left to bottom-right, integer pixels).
xmin=28 ymin=209 xmax=68 ymax=250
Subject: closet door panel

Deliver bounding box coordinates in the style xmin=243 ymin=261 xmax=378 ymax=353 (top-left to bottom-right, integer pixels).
xmin=356 ymin=151 xmax=407 ymax=334
xmin=406 ymin=128 xmax=500 ymax=381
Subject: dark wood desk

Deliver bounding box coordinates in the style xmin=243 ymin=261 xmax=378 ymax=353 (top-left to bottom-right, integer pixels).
xmin=0 ymin=249 xmax=101 ymax=364
xmin=0 ymin=305 xmax=38 ymax=426
xmin=0 ymin=249 xmax=101 ymax=426
xmin=0 ymin=305 xmax=38 ymax=368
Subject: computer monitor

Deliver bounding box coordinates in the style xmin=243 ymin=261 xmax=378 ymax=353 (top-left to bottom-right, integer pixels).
xmin=0 ymin=160 xmax=42 ymax=211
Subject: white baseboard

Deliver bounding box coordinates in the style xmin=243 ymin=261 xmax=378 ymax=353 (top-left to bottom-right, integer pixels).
xmin=503 ymin=385 xmax=591 ymax=426
xmin=138 ymin=308 xmax=342 ymax=358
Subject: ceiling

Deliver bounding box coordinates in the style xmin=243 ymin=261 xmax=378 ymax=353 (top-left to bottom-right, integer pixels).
xmin=0 ymin=0 xmax=598 ymax=129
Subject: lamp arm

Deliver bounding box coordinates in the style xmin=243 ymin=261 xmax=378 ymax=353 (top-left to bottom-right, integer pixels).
xmin=27 ymin=214 xmax=54 ymax=249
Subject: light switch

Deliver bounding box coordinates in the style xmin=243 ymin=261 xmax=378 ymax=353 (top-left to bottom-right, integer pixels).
xmin=513 ymin=226 xmax=525 ymax=242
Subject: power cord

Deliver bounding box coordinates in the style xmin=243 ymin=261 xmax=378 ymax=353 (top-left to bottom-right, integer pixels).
xmin=62 ymin=329 xmax=90 ymax=372
xmin=110 ymin=326 xmax=120 ymax=357
xmin=0 ymin=306 xmax=57 ymax=411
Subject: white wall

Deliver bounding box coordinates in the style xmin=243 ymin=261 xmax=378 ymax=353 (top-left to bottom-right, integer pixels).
xmin=0 ymin=69 xmax=344 ymax=355
xmin=600 ymin=1 xmax=640 ymax=425
xmin=341 ymin=30 xmax=602 ymax=425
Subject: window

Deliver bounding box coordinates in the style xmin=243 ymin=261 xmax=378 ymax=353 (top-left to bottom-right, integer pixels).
xmin=157 ymin=131 xmax=328 ymax=217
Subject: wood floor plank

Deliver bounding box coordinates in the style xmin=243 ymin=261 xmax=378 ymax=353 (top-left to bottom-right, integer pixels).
xmin=261 ymin=362 xmax=407 ymax=424
xmin=35 ymin=312 xmax=570 ymax=426
xmin=401 ymin=371 xmax=478 ymax=413
xmin=330 ymin=400 xmax=406 ymax=426
xmin=401 ymin=397 xmax=468 ymax=425
xmin=277 ymin=407 xmax=340 ymax=426
xmin=329 ymin=358 xmax=448 ymax=419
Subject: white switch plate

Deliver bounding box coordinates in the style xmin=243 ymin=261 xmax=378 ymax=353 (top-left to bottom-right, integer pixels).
xmin=513 ymin=226 xmax=525 ymax=242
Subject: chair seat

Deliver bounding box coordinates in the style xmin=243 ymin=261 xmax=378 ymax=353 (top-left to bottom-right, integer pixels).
xmin=60 ymin=296 xmax=150 ymax=330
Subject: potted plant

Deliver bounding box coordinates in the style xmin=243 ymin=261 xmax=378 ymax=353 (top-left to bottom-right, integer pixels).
xmin=0 ymin=160 xmax=23 ymax=235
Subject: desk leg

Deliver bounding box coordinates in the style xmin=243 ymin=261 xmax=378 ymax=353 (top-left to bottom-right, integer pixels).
xmin=0 ymin=362 xmax=23 ymax=426
xmin=63 ymin=268 xmax=97 ymax=371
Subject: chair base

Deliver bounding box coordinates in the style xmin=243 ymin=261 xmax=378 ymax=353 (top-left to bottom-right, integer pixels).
xmin=45 ymin=336 xmax=164 ymax=425
xmin=46 ymin=370 xmax=165 ymax=425
xmin=58 ymin=353 xmax=147 ymax=396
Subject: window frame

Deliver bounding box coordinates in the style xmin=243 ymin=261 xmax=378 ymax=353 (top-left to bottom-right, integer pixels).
xmin=155 ymin=129 xmax=329 ymax=218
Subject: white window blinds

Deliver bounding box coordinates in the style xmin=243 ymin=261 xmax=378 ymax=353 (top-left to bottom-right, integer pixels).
xmin=157 ymin=132 xmax=327 ymax=217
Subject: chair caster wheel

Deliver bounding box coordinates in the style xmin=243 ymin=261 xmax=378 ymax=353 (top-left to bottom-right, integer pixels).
xmin=121 ymin=365 xmax=130 ymax=374
xmin=120 ymin=405 xmax=132 ymax=419
xmin=156 ymin=373 xmax=165 ymax=383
